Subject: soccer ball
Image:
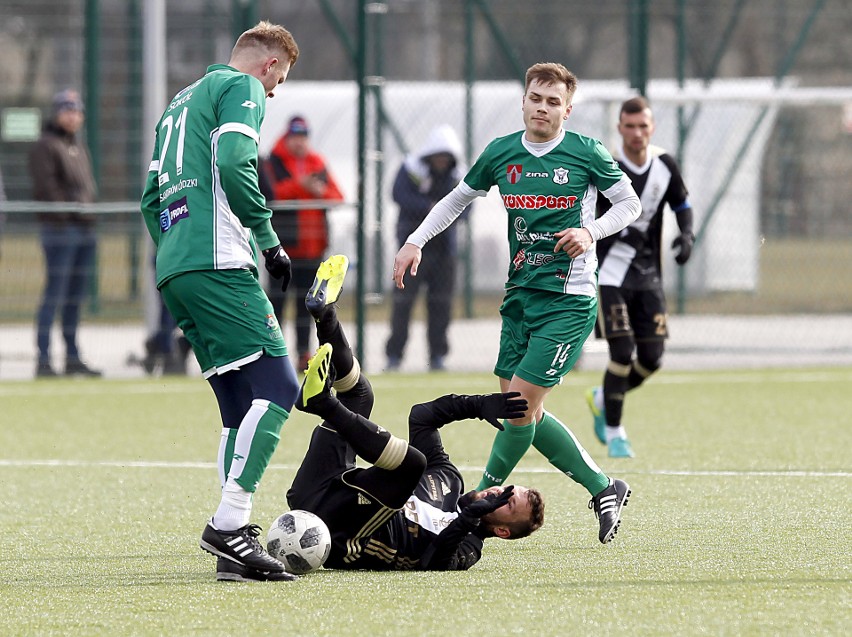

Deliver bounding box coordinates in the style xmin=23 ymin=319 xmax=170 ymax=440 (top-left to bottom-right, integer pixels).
xmin=266 ymin=510 xmax=332 ymax=574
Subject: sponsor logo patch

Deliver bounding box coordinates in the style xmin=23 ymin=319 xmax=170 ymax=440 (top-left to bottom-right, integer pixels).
xmin=506 ymin=164 xmax=522 ymax=184
xmin=159 ymin=196 xmax=190 ymax=232
xmin=502 ymin=193 xmax=578 ymax=210
xmin=265 ymin=314 xmax=282 ymax=339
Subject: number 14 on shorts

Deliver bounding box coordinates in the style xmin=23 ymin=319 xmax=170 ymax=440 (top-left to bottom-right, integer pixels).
xmin=545 ymin=342 xmax=572 ymax=377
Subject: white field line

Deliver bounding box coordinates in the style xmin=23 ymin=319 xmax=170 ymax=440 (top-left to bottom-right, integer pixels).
xmin=0 ymin=459 xmax=848 ymax=478
xmin=0 ymin=368 xmax=851 ymax=397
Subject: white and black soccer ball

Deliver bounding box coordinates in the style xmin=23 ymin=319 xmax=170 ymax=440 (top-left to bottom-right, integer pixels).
xmin=266 ymin=510 xmax=331 ymax=574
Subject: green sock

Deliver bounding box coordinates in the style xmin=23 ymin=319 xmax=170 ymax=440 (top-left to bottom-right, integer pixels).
xmin=217 ymin=427 xmax=239 ymax=489
xmin=477 ymin=421 xmax=536 ymax=490
xmin=230 ymin=399 xmax=289 ymax=493
xmin=532 ymin=410 xmax=609 ymax=496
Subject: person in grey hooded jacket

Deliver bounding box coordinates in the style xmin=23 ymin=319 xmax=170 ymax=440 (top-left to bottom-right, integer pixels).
xmin=385 ymin=125 xmax=471 ymax=372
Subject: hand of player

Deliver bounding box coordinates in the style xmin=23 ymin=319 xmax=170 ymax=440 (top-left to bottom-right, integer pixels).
xmin=672 ymin=231 xmax=695 ymax=265
xmin=554 ymin=227 xmax=593 ymax=258
xmin=476 ymin=392 xmax=528 ymax=430
xmin=262 ymin=245 xmax=292 ymax=292
xmin=392 ymin=243 xmax=422 ymax=289
xmin=463 ymin=485 xmax=515 ymax=518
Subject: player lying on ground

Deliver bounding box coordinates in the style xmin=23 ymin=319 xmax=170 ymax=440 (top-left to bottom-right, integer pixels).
xmin=295 ymin=256 xmax=545 ymax=571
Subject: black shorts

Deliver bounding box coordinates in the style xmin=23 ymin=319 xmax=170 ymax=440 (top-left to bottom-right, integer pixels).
xmin=596 ymin=285 xmax=668 ymax=341
xmin=286 ymin=425 xmax=417 ymax=569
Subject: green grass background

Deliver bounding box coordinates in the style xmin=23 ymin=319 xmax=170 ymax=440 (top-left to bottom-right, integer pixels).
xmin=1 ymin=368 xmax=850 ymax=636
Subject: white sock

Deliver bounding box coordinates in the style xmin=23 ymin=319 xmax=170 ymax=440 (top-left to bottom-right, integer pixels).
xmin=213 ymin=478 xmax=252 ymax=531
xmin=605 ymin=425 xmax=628 ymax=444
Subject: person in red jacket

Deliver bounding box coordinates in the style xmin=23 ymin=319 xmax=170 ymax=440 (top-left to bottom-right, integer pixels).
xmin=259 ymin=115 xmax=344 ymax=371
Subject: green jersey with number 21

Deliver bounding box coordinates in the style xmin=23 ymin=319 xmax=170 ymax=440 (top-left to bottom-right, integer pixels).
xmin=141 ymin=64 xmax=276 ymax=288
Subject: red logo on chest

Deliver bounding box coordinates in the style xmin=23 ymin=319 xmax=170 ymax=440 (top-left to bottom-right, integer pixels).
xmin=506 ymin=164 xmax=522 ymax=184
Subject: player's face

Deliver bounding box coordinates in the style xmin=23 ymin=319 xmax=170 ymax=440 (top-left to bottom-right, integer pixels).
xmin=618 ymin=108 xmax=655 ymax=154
xmin=262 ymin=58 xmax=291 ymax=98
xmin=522 ymin=80 xmax=572 ymax=143
xmin=477 ymin=485 xmax=533 ymax=528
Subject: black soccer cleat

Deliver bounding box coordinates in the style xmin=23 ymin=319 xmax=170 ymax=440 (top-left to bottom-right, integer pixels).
xmin=588 ymin=478 xmax=631 ymax=544
xmin=215 ymin=557 xmax=298 ymax=582
xmin=200 ymin=522 xmax=286 ymax=573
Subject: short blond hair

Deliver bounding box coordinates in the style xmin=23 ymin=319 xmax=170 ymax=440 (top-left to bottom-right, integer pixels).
xmin=232 ymin=20 xmax=299 ymax=67
xmin=524 ymin=62 xmax=578 ymax=101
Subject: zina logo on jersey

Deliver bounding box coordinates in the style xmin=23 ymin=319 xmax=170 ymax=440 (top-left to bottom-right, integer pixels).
xmin=506 ymin=164 xmax=522 ymax=184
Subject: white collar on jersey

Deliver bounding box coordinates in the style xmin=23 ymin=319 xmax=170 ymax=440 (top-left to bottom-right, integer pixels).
xmin=521 ymin=128 xmax=566 ymax=157
xmin=617 ymin=144 xmax=667 ymax=174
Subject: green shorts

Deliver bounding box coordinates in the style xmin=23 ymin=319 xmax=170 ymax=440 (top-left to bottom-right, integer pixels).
xmin=160 ymin=269 xmax=287 ymax=378
xmin=494 ymin=287 xmax=597 ymax=387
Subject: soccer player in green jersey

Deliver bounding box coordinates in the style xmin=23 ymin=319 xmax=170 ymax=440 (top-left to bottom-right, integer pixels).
xmin=393 ymin=63 xmax=642 ymax=544
xmin=140 ymin=21 xmax=302 ymax=581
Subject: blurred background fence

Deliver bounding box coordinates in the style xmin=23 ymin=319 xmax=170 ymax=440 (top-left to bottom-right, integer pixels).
xmin=1 ymin=0 xmax=851 ymax=378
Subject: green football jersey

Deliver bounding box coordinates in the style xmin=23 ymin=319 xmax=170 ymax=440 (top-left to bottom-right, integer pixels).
xmin=465 ymin=129 xmax=624 ymax=296
xmin=140 ymin=64 xmax=277 ymax=287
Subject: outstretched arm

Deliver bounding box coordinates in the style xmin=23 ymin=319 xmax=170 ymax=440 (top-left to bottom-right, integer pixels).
xmin=392 ymin=182 xmax=479 ymax=289
xmin=409 ymin=392 xmax=528 ymax=432
xmin=408 ymin=393 xmax=528 ymax=465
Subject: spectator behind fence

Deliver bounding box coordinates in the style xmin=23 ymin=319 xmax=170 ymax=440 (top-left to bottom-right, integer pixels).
xmin=0 ymin=166 xmax=6 ymax=257
xmin=258 ymin=115 xmax=344 ymax=371
xmin=30 ymin=89 xmax=101 ymax=378
xmin=139 ymin=262 xmax=191 ymax=376
xmin=386 ymin=124 xmax=471 ymax=372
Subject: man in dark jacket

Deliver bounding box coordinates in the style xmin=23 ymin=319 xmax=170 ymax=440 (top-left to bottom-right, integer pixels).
xmin=30 ymin=89 xmax=101 ymax=377
xmin=386 ymin=125 xmax=471 ymax=372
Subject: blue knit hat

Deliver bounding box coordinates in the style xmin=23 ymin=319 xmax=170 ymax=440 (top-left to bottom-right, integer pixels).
xmin=52 ymin=89 xmax=84 ymax=114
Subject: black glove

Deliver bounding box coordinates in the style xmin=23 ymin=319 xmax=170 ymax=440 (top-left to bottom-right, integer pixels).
xmin=475 ymin=392 xmax=528 ymax=430
xmin=262 ymin=245 xmax=292 ymax=292
xmin=463 ymin=485 xmax=515 ymax=519
xmin=672 ymin=232 xmax=694 ymax=265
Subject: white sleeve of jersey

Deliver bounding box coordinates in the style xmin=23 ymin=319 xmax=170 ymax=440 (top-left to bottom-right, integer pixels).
xmin=405 ymin=182 xmax=481 ymax=248
xmin=586 ymin=175 xmax=641 ymax=241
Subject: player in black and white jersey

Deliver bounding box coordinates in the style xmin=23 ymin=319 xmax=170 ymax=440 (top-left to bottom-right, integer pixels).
xmin=288 ymin=256 xmax=545 ymax=571
xmin=586 ymin=96 xmax=695 ymax=458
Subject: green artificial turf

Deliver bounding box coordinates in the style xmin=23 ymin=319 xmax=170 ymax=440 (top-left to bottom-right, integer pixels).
xmin=1 ymin=368 xmax=850 ymax=636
